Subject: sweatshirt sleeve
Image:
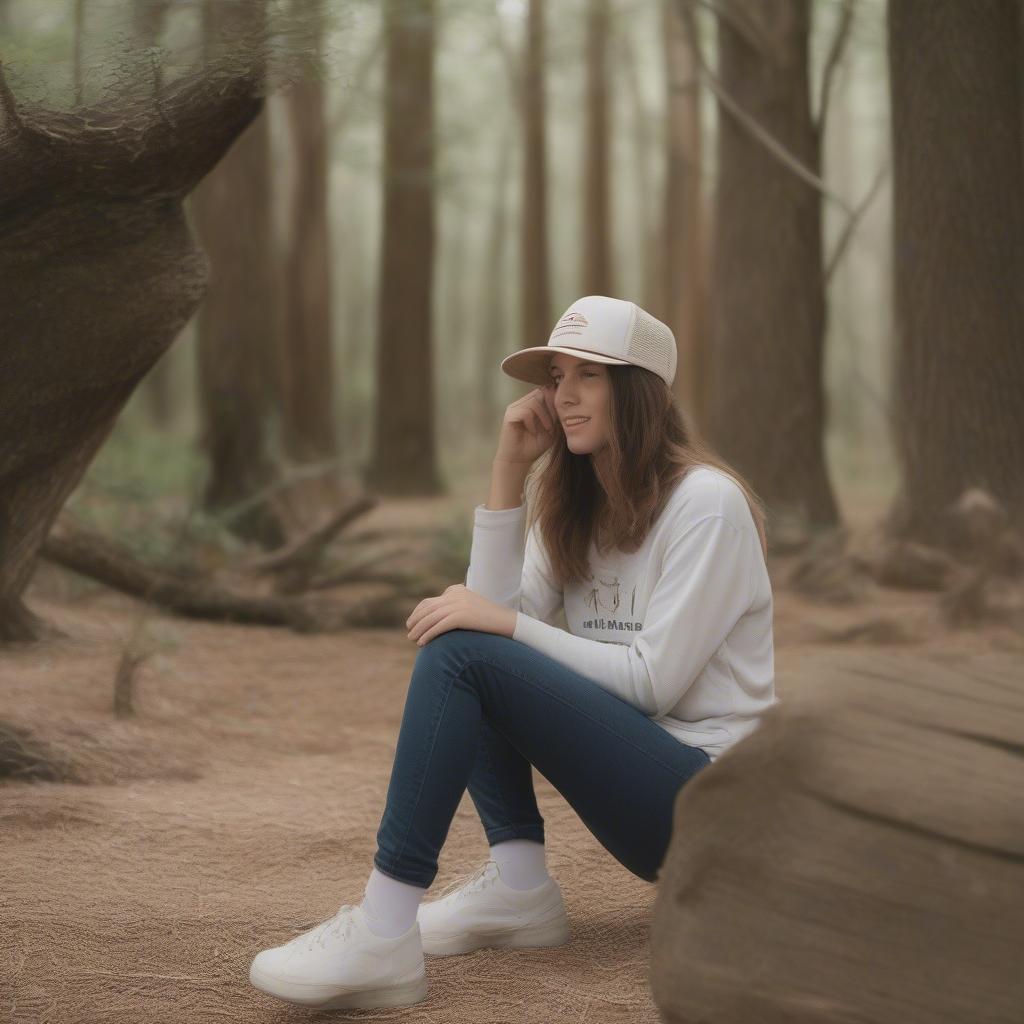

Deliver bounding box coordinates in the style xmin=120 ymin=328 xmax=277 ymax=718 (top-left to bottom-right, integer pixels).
xmin=512 ymin=513 xmax=757 ymax=717
xmin=464 ymin=503 xmax=563 ymax=627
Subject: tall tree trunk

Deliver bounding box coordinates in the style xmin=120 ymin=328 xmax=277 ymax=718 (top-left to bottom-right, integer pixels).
xmin=617 ymin=25 xmax=659 ymax=317
xmin=583 ymin=0 xmax=613 ymax=296
xmin=477 ymin=117 xmax=514 ymax=436
xmin=662 ymin=0 xmax=707 ymax=429
xmin=521 ymin=0 xmax=552 ymax=348
xmin=338 ymin=183 xmax=373 ymax=466
xmin=281 ymin=0 xmax=337 ymax=467
xmin=442 ymin=189 xmax=469 ymax=444
xmin=133 ymin=0 xmax=176 ymax=428
xmin=887 ymin=0 xmax=1024 ymax=547
xmin=72 ymin=0 xmax=85 ymax=107
xmin=0 ymin=53 xmax=262 ymax=641
xmin=710 ymin=0 xmax=838 ymax=536
xmin=192 ymin=0 xmax=284 ymax=547
xmin=365 ymin=0 xmax=441 ymax=495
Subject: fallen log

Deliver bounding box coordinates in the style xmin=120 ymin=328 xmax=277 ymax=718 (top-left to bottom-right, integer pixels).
xmin=39 ymin=516 xmax=444 ymax=633
xmin=41 ymin=518 xmax=324 ymax=632
xmin=651 ymin=651 xmax=1024 ymax=1024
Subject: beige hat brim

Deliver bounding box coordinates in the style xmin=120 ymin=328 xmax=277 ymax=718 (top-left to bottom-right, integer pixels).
xmin=500 ymin=345 xmax=631 ymax=386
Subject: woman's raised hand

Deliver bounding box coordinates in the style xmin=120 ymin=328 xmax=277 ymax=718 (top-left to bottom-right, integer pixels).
xmin=494 ymin=386 xmax=559 ymax=466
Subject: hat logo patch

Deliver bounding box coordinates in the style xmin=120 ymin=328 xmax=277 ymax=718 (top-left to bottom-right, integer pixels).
xmin=552 ymin=311 xmax=588 ymax=338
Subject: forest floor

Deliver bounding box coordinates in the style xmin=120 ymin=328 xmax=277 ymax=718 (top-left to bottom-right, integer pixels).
xmin=2 ymin=473 xmax=1022 ymax=1024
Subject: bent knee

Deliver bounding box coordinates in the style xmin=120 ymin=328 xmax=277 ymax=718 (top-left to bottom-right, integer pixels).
xmin=413 ymin=628 xmax=511 ymax=672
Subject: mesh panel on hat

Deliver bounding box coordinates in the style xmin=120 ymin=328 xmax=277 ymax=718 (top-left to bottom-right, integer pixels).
xmin=626 ymin=306 xmax=674 ymax=382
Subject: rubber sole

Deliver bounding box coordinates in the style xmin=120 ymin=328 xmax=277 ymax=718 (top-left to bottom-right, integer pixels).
xmin=421 ymin=914 xmax=571 ymax=957
xmin=249 ymin=962 xmax=428 ymax=1009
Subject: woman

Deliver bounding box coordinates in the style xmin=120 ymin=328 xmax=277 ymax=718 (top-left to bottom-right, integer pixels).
xmin=249 ymin=295 xmax=776 ymax=1011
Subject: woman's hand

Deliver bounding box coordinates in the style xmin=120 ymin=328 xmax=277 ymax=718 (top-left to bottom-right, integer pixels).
xmin=406 ymin=584 xmax=517 ymax=646
xmin=493 ymin=385 xmax=559 ymax=466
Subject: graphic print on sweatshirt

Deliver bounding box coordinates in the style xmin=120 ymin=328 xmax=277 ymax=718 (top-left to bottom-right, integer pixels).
xmin=581 ymin=567 xmax=642 ymax=634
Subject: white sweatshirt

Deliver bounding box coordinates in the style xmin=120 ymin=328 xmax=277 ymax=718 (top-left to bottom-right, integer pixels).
xmin=464 ymin=465 xmax=777 ymax=761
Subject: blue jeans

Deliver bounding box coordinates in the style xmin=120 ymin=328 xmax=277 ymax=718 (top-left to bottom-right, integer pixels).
xmin=373 ymin=629 xmax=711 ymax=889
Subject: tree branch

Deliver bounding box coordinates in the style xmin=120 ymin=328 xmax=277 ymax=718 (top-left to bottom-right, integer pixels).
xmin=823 ymin=159 xmax=889 ymax=285
xmin=686 ymin=0 xmax=767 ymax=54
xmin=817 ymin=0 xmax=855 ymax=134
xmin=676 ymin=0 xmax=853 ymax=216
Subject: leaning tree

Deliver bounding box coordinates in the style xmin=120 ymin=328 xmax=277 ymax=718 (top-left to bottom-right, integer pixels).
xmin=0 ymin=43 xmax=264 ymax=642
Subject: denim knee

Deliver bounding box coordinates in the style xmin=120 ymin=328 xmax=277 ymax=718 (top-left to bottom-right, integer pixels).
xmin=413 ymin=628 xmax=493 ymax=677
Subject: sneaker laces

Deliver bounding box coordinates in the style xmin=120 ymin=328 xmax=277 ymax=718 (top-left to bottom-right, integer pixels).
xmin=293 ymin=903 xmax=358 ymax=952
xmin=434 ymin=858 xmax=501 ymax=902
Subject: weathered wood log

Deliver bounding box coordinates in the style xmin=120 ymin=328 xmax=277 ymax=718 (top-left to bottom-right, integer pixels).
xmin=651 ymin=651 xmax=1024 ymax=1024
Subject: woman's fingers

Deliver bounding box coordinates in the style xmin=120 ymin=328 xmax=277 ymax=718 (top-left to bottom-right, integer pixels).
xmin=415 ymin=612 xmax=457 ymax=645
xmin=406 ymin=596 xmax=438 ymax=629
xmin=409 ymin=607 xmax=450 ymax=643
xmin=532 ymin=389 xmax=554 ymax=431
xmin=539 ymin=386 xmax=557 ymax=427
xmin=513 ymin=395 xmax=541 ymax=431
xmin=542 ymin=386 xmax=557 ymax=419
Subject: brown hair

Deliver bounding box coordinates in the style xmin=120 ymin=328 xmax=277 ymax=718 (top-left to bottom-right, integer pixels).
xmin=525 ymin=364 xmax=768 ymax=588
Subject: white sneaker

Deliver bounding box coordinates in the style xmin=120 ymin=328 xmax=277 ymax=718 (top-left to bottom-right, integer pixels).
xmin=249 ymin=902 xmax=427 ymax=1010
xmin=417 ymin=858 xmax=570 ymax=957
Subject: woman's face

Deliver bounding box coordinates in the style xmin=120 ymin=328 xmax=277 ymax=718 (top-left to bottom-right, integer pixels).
xmin=546 ymin=353 xmax=612 ymax=457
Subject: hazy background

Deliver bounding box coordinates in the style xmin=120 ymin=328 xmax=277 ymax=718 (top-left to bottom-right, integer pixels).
xmin=0 ymin=0 xmax=896 ymax=534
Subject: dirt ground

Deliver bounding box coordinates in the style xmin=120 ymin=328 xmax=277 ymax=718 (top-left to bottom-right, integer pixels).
xmin=2 ymin=480 xmax=1022 ymax=1024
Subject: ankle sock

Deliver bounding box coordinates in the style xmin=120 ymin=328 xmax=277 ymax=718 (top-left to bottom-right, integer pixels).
xmin=360 ymin=867 xmax=427 ymax=939
xmin=489 ymin=838 xmax=550 ymax=891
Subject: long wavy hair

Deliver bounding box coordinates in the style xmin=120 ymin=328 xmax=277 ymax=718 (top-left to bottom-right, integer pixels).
xmin=524 ymin=365 xmax=768 ymax=588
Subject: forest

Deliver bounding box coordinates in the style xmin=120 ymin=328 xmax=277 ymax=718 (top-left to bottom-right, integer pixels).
xmin=1 ymin=1 xmax=1021 ymax=1022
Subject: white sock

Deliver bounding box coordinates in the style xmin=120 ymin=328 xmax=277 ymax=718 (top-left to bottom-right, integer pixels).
xmin=489 ymin=838 xmax=550 ymax=891
xmin=360 ymin=867 xmax=427 ymax=939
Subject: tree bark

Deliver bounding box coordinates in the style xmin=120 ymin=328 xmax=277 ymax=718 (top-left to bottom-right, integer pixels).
xmin=365 ymin=0 xmax=441 ymax=495
xmin=133 ymin=0 xmax=176 ymax=428
xmin=521 ymin=0 xmax=552 ymax=349
xmin=477 ymin=117 xmax=514 ymax=436
xmin=887 ymin=0 xmax=1024 ymax=548
xmin=0 ymin=54 xmax=263 ymax=642
xmin=441 ymin=186 xmax=470 ymax=445
xmin=651 ymin=652 xmax=1024 ymax=1024
xmin=710 ymin=0 xmax=839 ymax=536
xmin=662 ymin=0 xmax=708 ymax=429
xmin=582 ymin=0 xmax=613 ymax=296
xmin=617 ymin=25 xmax=659 ymax=317
xmin=72 ymin=0 xmax=85 ymax=107
xmin=281 ymin=0 xmax=338 ymax=471
xmin=192 ymin=0 xmax=284 ymax=548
